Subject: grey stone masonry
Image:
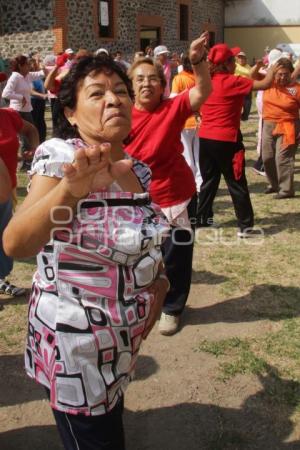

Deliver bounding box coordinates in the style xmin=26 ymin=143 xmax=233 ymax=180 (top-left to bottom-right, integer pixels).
xmin=0 ymin=0 xmax=56 ymax=58
xmin=0 ymin=0 xmax=224 ymax=61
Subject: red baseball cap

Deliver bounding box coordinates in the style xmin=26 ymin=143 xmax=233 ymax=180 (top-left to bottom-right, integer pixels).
xmin=0 ymin=72 xmax=7 ymax=82
xmin=208 ymin=44 xmax=241 ymax=64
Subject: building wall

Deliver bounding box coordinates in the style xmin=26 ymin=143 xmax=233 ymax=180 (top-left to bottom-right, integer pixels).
xmin=225 ymin=0 xmax=300 ymax=27
xmin=67 ymin=0 xmax=224 ymax=58
xmin=0 ymin=0 xmax=56 ymax=58
xmin=0 ymin=0 xmax=223 ymax=59
xmin=224 ymin=26 xmax=300 ymax=62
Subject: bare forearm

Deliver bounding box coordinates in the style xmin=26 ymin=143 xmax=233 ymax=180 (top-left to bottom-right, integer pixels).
xmin=44 ymin=66 xmax=59 ymax=91
xmin=3 ymin=179 xmax=79 ymax=258
xmin=252 ymin=68 xmax=274 ymax=90
xmin=190 ymin=61 xmax=212 ymax=110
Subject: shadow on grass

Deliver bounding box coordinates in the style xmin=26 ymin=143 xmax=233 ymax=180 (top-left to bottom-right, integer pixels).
xmin=0 ymin=354 xmax=46 ymax=407
xmin=192 ymin=270 xmax=229 ymax=285
xmin=0 ymin=354 xmax=158 ymax=408
xmin=16 ymin=256 xmax=37 ymax=266
xmin=1 ymin=360 xmax=299 ymax=450
xmin=2 ymin=365 xmax=298 ymax=450
xmin=125 ymin=365 xmax=300 ymax=450
xmin=0 ymin=426 xmax=63 ymax=450
xmin=0 ymin=292 xmax=29 ymax=307
xmin=183 ymin=284 xmax=300 ymax=325
xmin=220 ymin=211 xmax=300 ymax=235
xmin=16 ymin=186 xmax=28 ymax=198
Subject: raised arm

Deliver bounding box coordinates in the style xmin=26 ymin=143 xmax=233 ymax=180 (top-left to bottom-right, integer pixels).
xmin=188 ymin=31 xmax=212 ymax=111
xmin=291 ymin=59 xmax=300 ymax=83
xmin=252 ymin=65 xmax=275 ymax=91
xmin=3 ymin=144 xmax=132 ymax=258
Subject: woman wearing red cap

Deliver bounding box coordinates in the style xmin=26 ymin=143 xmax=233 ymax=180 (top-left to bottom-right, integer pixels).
xmin=196 ymin=43 xmax=275 ymax=236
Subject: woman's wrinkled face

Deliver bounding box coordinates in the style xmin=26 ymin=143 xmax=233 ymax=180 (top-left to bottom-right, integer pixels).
xmin=131 ymin=63 xmax=164 ymax=111
xmin=65 ymin=70 xmax=132 ymax=145
xmin=274 ymin=67 xmax=291 ymax=86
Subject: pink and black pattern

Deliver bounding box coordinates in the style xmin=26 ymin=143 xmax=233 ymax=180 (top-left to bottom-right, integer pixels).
xmin=25 ymin=138 xmax=169 ymax=416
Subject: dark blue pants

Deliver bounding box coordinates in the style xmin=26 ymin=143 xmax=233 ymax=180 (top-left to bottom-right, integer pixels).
xmin=162 ymin=195 xmax=196 ymax=316
xmin=50 ymin=397 xmax=125 ymax=450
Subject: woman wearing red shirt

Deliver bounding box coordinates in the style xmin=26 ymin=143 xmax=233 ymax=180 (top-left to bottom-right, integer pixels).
xmin=126 ymin=32 xmax=211 ymax=335
xmin=0 ymin=107 xmax=38 ymax=296
xmin=197 ymin=44 xmax=275 ymax=236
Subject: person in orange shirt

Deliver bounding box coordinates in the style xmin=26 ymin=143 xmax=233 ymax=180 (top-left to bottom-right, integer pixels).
xmin=171 ymin=54 xmax=202 ymax=196
xmin=262 ymin=58 xmax=300 ymax=198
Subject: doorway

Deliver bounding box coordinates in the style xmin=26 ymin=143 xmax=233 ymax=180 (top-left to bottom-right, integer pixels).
xmin=139 ymin=26 xmax=161 ymax=51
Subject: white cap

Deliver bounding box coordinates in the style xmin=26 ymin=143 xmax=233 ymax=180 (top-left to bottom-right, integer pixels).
xmin=65 ymin=48 xmax=74 ymax=54
xmin=237 ymin=51 xmax=246 ymax=57
xmin=154 ymin=45 xmax=169 ymax=57
xmin=95 ymin=48 xmax=109 ymax=56
xmin=268 ymin=49 xmax=282 ymax=67
xmin=43 ymin=54 xmax=56 ymax=66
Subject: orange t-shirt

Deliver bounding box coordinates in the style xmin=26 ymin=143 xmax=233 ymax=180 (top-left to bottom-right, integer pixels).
xmin=263 ymin=83 xmax=300 ymax=121
xmin=171 ymin=71 xmax=197 ymax=129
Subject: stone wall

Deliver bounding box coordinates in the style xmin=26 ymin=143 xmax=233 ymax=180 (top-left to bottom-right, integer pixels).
xmin=67 ymin=0 xmax=224 ymax=59
xmin=0 ymin=0 xmax=56 ymax=58
xmin=0 ymin=0 xmax=224 ymax=60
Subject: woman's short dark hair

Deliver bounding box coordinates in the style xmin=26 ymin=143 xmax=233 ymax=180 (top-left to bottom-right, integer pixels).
xmin=128 ymin=57 xmax=167 ymax=89
xmin=181 ymin=54 xmax=192 ymax=73
xmin=56 ymin=55 xmax=134 ymax=139
xmin=275 ymin=57 xmax=294 ymax=74
xmin=11 ymin=54 xmax=28 ymax=72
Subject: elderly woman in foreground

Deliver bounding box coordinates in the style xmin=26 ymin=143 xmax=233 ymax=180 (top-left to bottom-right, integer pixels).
xmin=3 ymin=56 xmax=169 ymax=450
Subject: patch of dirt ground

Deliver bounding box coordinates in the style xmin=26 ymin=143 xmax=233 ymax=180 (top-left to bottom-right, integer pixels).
xmin=1 ymin=251 xmax=299 ymax=450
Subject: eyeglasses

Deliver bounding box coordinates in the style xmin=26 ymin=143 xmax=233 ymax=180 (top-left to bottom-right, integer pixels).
xmin=135 ymin=75 xmax=160 ymax=85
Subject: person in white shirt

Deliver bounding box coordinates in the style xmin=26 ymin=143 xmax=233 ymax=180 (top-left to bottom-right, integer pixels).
xmin=2 ymin=54 xmax=44 ymax=166
xmin=2 ymin=54 xmax=45 ymax=121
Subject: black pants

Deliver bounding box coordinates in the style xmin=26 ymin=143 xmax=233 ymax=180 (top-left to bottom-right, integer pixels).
xmin=31 ymin=97 xmax=46 ymax=143
xmin=50 ymin=97 xmax=60 ymax=135
xmin=162 ymin=195 xmax=196 ymax=316
xmin=241 ymin=93 xmax=252 ymax=121
xmin=49 ymin=395 xmax=125 ymax=450
xmin=197 ymin=136 xmax=254 ymax=232
xmin=19 ymin=111 xmax=34 ymax=152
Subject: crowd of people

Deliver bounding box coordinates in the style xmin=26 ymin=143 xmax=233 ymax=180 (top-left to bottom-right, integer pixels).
xmin=1 ymin=36 xmax=300 ymax=450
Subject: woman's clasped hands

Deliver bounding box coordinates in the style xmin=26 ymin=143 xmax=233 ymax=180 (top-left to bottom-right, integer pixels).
xmin=62 ymin=142 xmax=133 ymax=198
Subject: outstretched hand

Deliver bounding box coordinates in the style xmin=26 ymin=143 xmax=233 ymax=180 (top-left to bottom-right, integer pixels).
xmin=189 ymin=31 xmax=209 ymax=64
xmin=62 ymin=143 xmax=132 ymax=198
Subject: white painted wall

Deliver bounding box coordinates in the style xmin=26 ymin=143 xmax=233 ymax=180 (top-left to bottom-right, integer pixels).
xmin=225 ymin=0 xmax=300 ymax=26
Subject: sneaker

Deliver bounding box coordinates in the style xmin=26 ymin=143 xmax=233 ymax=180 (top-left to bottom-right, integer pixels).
xmin=273 ymin=193 xmax=294 ymax=199
xmin=237 ymin=228 xmax=262 ymax=238
xmin=0 ymin=280 xmax=26 ymax=297
xmin=158 ymin=312 xmax=180 ymax=336
xmin=252 ymin=167 xmax=266 ymax=176
xmin=264 ymin=186 xmax=278 ymax=194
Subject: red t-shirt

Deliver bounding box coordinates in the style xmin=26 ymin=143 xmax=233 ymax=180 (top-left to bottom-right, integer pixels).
xmin=124 ymin=91 xmax=196 ymax=207
xmin=199 ymin=73 xmax=253 ymax=142
xmin=0 ymin=108 xmax=23 ymax=188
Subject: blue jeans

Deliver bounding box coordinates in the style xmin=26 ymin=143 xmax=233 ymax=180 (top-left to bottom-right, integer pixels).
xmin=0 ymin=198 xmax=13 ymax=279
